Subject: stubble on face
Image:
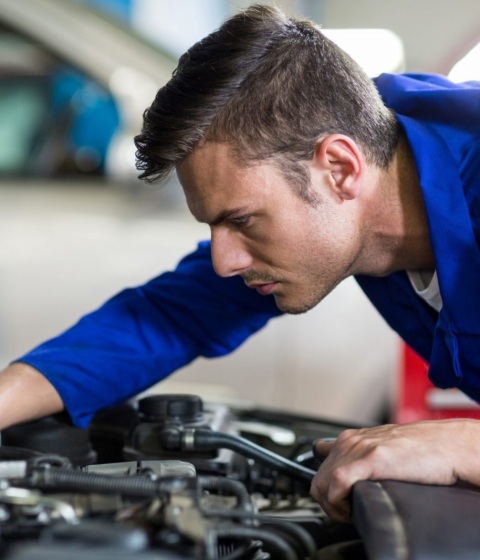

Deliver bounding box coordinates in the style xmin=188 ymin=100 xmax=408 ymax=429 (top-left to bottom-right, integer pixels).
xmin=273 ymin=269 xmax=346 ymax=315
xmin=179 ymin=142 xmax=361 ymax=317
xmin=241 ymin=249 xmax=348 ymax=316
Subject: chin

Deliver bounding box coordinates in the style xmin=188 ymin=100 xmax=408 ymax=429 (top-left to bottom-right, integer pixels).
xmin=274 ymin=295 xmax=318 ymax=315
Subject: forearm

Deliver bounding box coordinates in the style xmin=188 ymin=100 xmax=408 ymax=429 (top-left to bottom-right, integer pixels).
xmin=17 ymin=243 xmax=281 ymax=428
xmin=0 ymin=363 xmax=64 ymax=429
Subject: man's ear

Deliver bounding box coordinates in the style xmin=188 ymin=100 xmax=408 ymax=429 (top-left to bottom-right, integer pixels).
xmin=312 ymin=134 xmax=364 ymax=200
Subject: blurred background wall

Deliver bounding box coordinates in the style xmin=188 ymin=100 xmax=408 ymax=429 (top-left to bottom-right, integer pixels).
xmin=1 ymin=0 xmax=479 ymax=424
xmin=130 ymin=0 xmax=480 ymax=73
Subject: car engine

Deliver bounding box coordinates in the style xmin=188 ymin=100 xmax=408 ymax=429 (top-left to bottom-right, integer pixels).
xmin=0 ymin=393 xmax=364 ymax=560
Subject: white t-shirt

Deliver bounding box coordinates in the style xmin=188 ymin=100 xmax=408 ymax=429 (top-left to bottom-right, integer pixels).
xmin=407 ymin=270 xmax=442 ymax=312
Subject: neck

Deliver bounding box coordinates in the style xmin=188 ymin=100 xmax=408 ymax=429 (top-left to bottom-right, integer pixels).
xmin=363 ymin=134 xmax=435 ymax=276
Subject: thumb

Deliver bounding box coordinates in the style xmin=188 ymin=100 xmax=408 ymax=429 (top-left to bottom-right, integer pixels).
xmin=312 ymin=437 xmax=337 ymax=463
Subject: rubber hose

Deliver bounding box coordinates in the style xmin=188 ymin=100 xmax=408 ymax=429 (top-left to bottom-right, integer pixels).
xmin=260 ymin=520 xmax=317 ymax=558
xmin=197 ymin=475 xmax=251 ymax=509
xmin=192 ymin=430 xmax=316 ymax=484
xmin=28 ymin=466 xmax=181 ymax=498
xmin=212 ymin=525 xmax=298 ymax=560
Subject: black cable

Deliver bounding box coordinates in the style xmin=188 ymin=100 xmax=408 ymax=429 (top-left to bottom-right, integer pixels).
xmin=197 ymin=475 xmax=252 ymax=510
xmin=196 ymin=503 xmax=316 ymax=559
xmin=184 ymin=430 xmax=316 ymax=485
xmin=259 ymin=520 xmax=316 ymax=559
xmin=25 ymin=464 xmax=189 ymax=498
xmin=210 ymin=525 xmax=298 ymax=560
xmin=216 ymin=540 xmax=266 ymax=560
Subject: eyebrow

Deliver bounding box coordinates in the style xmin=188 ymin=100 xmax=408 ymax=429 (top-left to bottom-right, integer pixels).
xmin=207 ymin=206 xmax=250 ymax=227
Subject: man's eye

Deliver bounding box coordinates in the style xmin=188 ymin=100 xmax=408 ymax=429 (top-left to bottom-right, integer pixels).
xmin=230 ymin=216 xmax=251 ymax=226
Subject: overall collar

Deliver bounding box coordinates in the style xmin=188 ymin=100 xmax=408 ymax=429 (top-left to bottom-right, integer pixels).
xmin=397 ymin=114 xmax=480 ymax=335
xmin=397 ymin=114 xmax=480 ymax=392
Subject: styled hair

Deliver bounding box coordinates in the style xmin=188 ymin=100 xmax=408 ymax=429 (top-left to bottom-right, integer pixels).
xmin=135 ymin=4 xmax=400 ymax=199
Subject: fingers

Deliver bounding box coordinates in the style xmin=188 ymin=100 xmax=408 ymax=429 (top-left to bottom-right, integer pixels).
xmin=312 ymin=437 xmax=336 ymax=462
xmin=310 ymin=426 xmax=402 ymax=522
xmin=311 ymin=435 xmax=356 ymax=521
xmin=311 ymin=438 xmax=375 ymax=522
xmin=311 ymin=467 xmax=352 ymax=522
xmin=309 ymin=420 xmax=480 ymax=523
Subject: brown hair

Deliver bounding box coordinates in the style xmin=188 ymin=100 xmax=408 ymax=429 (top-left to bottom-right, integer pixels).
xmin=135 ymin=4 xmax=399 ymax=200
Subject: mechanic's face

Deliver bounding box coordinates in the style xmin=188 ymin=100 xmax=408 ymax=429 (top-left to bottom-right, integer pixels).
xmin=178 ymin=142 xmax=363 ymax=314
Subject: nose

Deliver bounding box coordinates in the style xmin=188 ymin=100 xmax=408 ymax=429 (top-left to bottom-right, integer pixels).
xmin=210 ymin=227 xmax=253 ymax=277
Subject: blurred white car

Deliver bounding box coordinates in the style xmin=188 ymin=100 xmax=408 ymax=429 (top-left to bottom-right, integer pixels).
xmin=0 ymin=0 xmax=175 ymax=179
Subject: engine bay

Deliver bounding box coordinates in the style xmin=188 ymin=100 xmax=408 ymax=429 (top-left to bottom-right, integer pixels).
xmin=0 ymin=393 xmax=364 ymax=559
xmin=1 ymin=393 xmax=480 ymax=559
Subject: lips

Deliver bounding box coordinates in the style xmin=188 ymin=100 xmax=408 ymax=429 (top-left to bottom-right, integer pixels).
xmin=249 ymin=282 xmax=277 ymax=296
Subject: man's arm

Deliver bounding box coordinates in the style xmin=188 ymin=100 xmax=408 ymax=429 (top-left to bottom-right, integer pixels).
xmin=310 ymin=419 xmax=480 ymax=522
xmin=0 ymin=363 xmax=64 ymax=429
xmin=9 ymin=242 xmax=282 ymax=429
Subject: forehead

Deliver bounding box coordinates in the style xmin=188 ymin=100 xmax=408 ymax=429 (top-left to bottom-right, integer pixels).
xmin=177 ymin=142 xmax=241 ymax=191
xmin=177 ymin=142 xmax=285 ymax=221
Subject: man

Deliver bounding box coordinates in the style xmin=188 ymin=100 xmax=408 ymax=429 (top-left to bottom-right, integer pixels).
xmin=2 ymin=4 xmax=480 ymax=523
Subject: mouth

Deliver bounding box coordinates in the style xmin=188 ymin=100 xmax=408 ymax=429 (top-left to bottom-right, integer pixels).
xmin=246 ymin=282 xmax=278 ymax=296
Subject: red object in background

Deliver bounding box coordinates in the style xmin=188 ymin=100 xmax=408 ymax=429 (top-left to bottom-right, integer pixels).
xmin=394 ymin=343 xmax=480 ymax=423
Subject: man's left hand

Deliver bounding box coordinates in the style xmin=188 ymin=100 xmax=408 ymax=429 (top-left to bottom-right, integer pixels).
xmin=310 ymin=419 xmax=480 ymax=522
